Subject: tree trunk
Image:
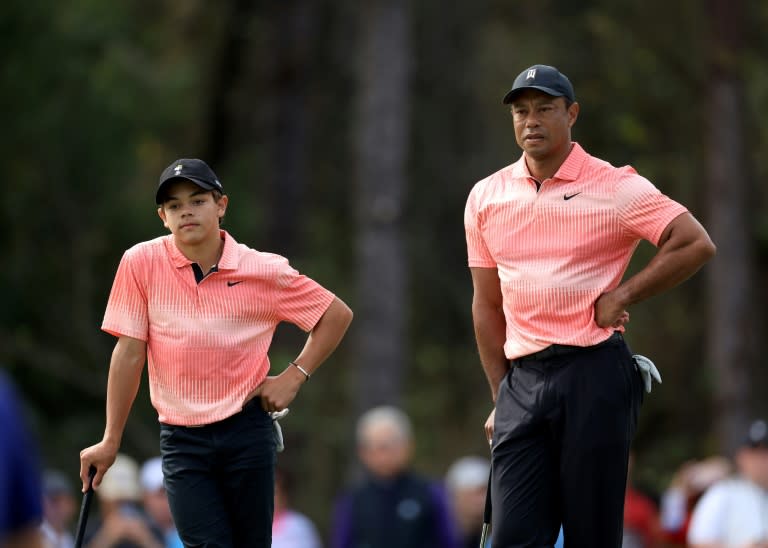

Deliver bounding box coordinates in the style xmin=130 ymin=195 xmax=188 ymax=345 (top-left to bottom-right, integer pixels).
xmin=352 ymin=0 xmax=411 ymax=411
xmin=705 ymin=0 xmax=755 ymax=454
xmin=267 ymin=0 xmax=315 ymax=257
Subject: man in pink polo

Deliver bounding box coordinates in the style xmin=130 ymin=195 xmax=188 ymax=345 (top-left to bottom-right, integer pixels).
xmin=465 ymin=65 xmax=715 ymax=547
xmin=80 ymin=158 xmax=353 ymax=547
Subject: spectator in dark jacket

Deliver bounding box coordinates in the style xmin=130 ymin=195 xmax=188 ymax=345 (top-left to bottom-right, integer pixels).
xmin=330 ymin=406 xmax=459 ymax=548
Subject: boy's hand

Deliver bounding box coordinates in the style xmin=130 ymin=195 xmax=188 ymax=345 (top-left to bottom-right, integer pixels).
xmin=249 ymin=366 xmax=306 ymax=412
xmin=79 ymin=440 xmax=119 ymax=492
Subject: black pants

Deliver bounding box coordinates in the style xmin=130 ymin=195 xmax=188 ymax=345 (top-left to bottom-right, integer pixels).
xmin=159 ymin=399 xmax=276 ymax=548
xmin=491 ymin=334 xmax=643 ymax=548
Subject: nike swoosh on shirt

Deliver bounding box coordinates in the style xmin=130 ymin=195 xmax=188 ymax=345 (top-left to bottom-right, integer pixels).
xmin=563 ymin=192 xmax=582 ymax=200
xmin=227 ymin=281 xmax=243 ymax=287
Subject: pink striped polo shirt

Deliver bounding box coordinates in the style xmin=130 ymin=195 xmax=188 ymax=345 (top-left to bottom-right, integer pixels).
xmin=102 ymin=230 xmax=335 ymax=426
xmin=465 ymin=143 xmax=688 ymax=359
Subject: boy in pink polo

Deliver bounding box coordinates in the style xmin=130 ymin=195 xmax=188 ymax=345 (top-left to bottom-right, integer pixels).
xmin=465 ymin=65 xmax=715 ymax=547
xmin=80 ymin=158 xmax=353 ymax=547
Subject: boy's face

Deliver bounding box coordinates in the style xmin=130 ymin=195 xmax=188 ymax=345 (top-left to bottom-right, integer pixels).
xmin=157 ymin=179 xmax=228 ymax=246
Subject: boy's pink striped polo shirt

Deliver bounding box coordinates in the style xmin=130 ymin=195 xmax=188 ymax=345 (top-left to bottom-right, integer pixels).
xmin=102 ymin=230 xmax=335 ymax=426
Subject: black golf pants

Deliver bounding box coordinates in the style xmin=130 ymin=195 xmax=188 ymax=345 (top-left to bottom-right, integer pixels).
xmin=490 ymin=334 xmax=643 ymax=548
xmin=160 ymin=398 xmax=276 ymax=548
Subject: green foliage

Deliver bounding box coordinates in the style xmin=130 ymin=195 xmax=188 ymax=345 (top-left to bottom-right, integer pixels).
xmin=1 ymin=0 xmax=767 ymax=535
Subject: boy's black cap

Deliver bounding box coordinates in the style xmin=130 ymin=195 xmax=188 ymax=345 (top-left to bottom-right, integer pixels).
xmin=156 ymin=158 xmax=224 ymax=204
xmin=502 ymin=64 xmax=575 ymax=104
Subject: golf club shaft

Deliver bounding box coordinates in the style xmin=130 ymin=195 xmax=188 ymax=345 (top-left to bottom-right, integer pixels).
xmin=480 ymin=523 xmax=490 ymax=547
xmin=479 ymin=461 xmax=492 ymax=548
xmin=74 ymin=466 xmax=96 ymax=548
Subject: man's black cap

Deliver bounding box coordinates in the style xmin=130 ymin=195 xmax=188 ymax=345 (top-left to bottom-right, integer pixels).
xmin=156 ymin=158 xmax=224 ymax=204
xmin=502 ymin=64 xmax=576 ymax=105
xmin=744 ymin=419 xmax=768 ymax=449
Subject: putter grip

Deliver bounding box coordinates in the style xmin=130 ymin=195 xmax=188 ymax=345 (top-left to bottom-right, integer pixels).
xmin=74 ymin=466 xmax=96 ymax=548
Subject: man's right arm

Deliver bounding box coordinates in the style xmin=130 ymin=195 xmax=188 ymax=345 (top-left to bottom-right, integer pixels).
xmin=470 ymin=267 xmax=509 ymax=402
xmin=79 ymin=335 xmax=146 ymax=492
xmin=471 ymin=267 xmax=508 ymax=443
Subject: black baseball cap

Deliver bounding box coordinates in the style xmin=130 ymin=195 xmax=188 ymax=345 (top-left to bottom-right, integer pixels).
xmin=502 ymin=64 xmax=576 ymax=105
xmin=156 ymin=158 xmax=224 ymax=204
xmin=744 ymin=419 xmax=768 ymax=449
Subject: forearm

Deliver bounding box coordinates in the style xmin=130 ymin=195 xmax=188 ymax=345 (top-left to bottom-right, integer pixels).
xmin=472 ymin=301 xmax=509 ymax=403
xmin=615 ymin=241 xmax=714 ymax=307
xmin=614 ymin=213 xmax=715 ymax=307
xmin=102 ymin=337 xmax=146 ymax=447
xmin=293 ymin=297 xmax=353 ymax=376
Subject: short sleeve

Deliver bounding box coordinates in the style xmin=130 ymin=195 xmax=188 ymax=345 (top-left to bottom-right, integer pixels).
xmin=615 ymin=172 xmax=688 ymax=246
xmin=274 ymin=260 xmax=335 ymax=332
xmin=102 ymin=249 xmax=149 ymax=340
xmin=465 ymin=185 xmax=496 ymax=268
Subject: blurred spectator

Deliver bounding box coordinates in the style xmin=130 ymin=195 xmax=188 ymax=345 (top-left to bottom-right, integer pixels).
xmin=272 ymin=467 xmax=322 ymax=548
xmin=659 ymin=455 xmax=732 ymax=545
xmin=41 ymin=469 xmax=77 ymax=548
xmin=445 ymin=456 xmax=490 ymax=548
xmin=84 ymin=453 xmax=164 ymax=548
xmin=0 ymin=371 xmax=45 ymax=548
xmin=330 ymin=406 xmax=459 ymax=548
xmin=139 ymin=458 xmax=182 ymax=548
xmin=623 ymin=452 xmax=662 ymax=548
xmin=688 ymin=419 xmax=768 ymax=547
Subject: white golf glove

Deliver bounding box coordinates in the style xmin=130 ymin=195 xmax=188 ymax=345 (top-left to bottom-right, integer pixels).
xmin=633 ymin=354 xmax=661 ymax=394
xmin=269 ymin=408 xmax=290 ymax=452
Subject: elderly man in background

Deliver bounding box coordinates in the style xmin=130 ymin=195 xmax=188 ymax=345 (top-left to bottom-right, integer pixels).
xmin=330 ymin=406 xmax=459 ymax=548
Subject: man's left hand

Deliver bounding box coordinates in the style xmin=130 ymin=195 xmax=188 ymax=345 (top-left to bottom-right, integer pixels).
xmin=594 ymin=290 xmax=630 ymax=329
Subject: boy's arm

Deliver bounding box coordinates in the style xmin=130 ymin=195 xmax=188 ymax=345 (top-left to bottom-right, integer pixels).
xmin=79 ymin=335 xmax=146 ymax=492
xmin=253 ymin=296 xmax=353 ymax=412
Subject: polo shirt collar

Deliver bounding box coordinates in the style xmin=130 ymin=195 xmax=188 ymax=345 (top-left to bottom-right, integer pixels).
xmin=511 ymin=141 xmax=588 ymax=182
xmin=554 ymin=142 xmax=587 ymax=181
xmin=217 ymin=230 xmax=239 ymax=270
xmin=166 ymin=230 xmax=240 ymax=270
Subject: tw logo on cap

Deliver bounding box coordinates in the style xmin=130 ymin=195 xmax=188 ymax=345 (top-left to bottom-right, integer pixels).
xmin=526 ymin=69 xmax=537 ymax=80
xmin=174 ymin=164 xmax=183 ymax=175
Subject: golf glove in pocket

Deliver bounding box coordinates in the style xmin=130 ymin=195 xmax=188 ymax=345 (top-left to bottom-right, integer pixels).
xmin=633 ymin=354 xmax=661 ymax=394
xmin=269 ymin=408 xmax=290 ymax=452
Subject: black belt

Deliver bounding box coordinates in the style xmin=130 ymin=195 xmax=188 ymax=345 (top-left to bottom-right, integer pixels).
xmin=512 ymin=332 xmax=623 ymax=365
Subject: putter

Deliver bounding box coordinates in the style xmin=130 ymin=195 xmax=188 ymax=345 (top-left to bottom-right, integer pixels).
xmin=74 ymin=466 xmax=96 ymax=548
xmin=479 ymin=458 xmax=492 ymax=547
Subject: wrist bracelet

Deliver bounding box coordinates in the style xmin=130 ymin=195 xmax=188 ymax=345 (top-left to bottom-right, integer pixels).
xmin=289 ymin=361 xmax=310 ymax=380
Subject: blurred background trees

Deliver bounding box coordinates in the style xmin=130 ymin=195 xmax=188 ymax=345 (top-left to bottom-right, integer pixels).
xmin=1 ymin=0 xmax=767 ymax=536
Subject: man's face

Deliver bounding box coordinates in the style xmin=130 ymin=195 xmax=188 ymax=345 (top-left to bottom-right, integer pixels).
xmin=358 ymin=422 xmax=412 ymax=480
xmin=157 ymin=180 xmax=227 ymax=246
xmin=510 ymin=89 xmax=579 ymax=162
xmin=738 ymin=446 xmax=768 ymax=489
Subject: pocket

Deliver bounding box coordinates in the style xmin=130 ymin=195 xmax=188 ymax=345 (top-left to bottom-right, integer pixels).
xmin=615 ymin=348 xmax=642 ymax=437
xmin=159 ymin=423 xmax=180 ymax=448
xmin=244 ymin=400 xmax=271 ymax=426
